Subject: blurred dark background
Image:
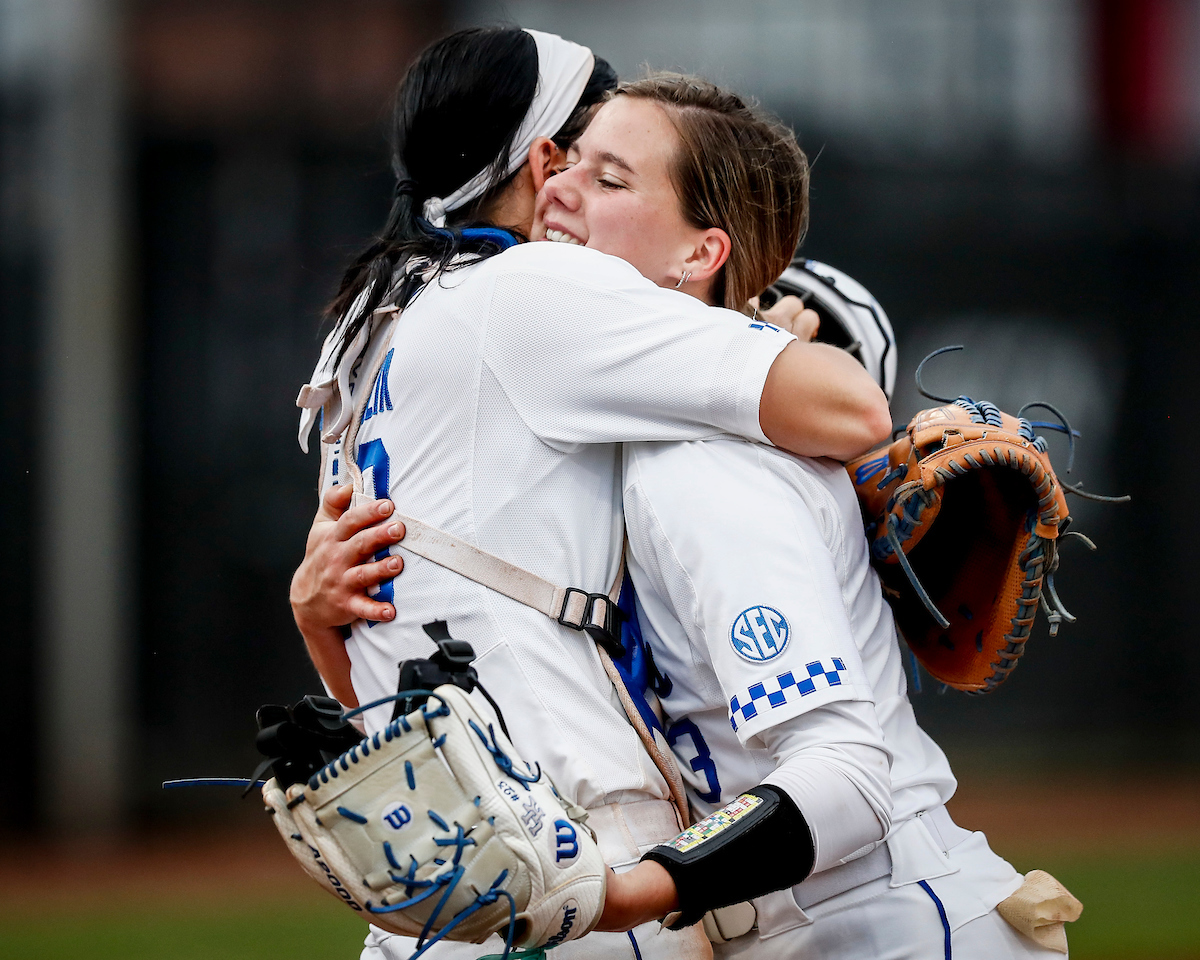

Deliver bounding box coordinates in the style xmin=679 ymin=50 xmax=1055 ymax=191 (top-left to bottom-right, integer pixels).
xmin=1 ymin=0 xmax=1196 ymax=835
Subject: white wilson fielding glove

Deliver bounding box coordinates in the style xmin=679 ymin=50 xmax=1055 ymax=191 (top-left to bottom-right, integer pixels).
xmin=262 ymin=685 xmax=607 ymax=958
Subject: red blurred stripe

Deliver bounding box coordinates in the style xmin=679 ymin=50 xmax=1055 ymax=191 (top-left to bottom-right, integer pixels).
xmin=1094 ymin=0 xmax=1189 ymax=151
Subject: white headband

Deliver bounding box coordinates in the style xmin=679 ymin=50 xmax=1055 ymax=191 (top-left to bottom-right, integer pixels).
xmin=422 ymin=29 xmax=594 ymax=228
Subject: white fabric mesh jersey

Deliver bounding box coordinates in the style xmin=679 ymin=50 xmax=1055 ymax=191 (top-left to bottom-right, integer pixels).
xmin=623 ymin=438 xmax=957 ymax=824
xmin=314 ymin=241 xmax=794 ymax=959
xmin=624 ymin=438 xmax=1037 ymax=954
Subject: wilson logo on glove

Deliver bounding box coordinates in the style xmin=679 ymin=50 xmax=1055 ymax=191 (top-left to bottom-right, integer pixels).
xmin=381 ymin=802 xmax=412 ymax=831
xmin=544 ymin=901 xmax=579 ymax=948
xmin=554 ymin=820 xmax=580 ymax=865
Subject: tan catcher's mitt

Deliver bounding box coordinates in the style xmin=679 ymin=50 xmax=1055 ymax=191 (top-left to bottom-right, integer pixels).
xmin=844 ymin=348 xmax=1113 ymax=693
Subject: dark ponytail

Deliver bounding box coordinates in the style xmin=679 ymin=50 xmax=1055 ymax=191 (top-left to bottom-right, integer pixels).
xmin=326 ymin=27 xmax=617 ymax=368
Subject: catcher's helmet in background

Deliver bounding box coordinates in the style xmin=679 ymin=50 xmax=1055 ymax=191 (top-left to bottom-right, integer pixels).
xmin=764 ymin=259 xmax=897 ymax=402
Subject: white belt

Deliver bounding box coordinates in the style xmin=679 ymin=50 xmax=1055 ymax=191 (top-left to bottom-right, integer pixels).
xmin=794 ymin=841 xmax=892 ymax=909
xmin=793 ymin=804 xmax=963 ymax=909
xmin=586 ymin=798 xmax=683 ymax=871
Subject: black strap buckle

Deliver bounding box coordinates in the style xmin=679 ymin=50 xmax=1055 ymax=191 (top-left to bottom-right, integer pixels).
xmin=557 ymin=587 xmax=626 ymax=657
xmin=392 ymin=622 xmax=480 ymax=720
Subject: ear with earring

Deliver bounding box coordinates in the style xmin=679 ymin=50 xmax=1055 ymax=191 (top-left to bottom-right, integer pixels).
xmin=674 ymin=271 xmax=692 ymax=288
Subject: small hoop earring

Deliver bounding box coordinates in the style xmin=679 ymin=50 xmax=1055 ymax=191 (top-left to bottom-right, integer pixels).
xmin=675 ymin=271 xmax=692 ymax=288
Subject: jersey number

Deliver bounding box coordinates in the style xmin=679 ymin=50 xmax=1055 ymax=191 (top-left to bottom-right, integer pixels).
xmin=666 ymin=718 xmax=722 ymax=804
xmin=356 ymin=438 xmax=395 ymax=619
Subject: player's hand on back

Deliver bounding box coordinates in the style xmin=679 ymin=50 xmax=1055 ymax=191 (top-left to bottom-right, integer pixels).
xmin=751 ymin=294 xmax=820 ymax=340
xmin=289 ymin=483 xmax=406 ymax=633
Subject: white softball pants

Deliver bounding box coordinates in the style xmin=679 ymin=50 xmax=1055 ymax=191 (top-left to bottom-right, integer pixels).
xmin=715 ymin=821 xmax=1065 ymax=960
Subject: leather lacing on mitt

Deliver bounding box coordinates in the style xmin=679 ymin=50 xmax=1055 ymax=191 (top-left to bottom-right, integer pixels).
xmin=848 ymin=346 xmax=1128 ymax=694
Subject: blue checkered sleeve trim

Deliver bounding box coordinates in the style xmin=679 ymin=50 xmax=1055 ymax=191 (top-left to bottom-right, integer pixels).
xmin=729 ymin=658 xmax=847 ymax=732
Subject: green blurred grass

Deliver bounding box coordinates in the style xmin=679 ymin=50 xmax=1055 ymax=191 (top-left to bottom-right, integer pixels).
xmin=1 ymin=853 xmax=1197 ymax=959
xmin=1013 ymin=852 xmax=1200 ymax=960
xmin=0 ymin=894 xmax=366 ymax=960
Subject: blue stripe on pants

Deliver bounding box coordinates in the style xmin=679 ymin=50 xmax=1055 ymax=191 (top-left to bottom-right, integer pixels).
xmin=917 ymin=879 xmax=952 ymax=960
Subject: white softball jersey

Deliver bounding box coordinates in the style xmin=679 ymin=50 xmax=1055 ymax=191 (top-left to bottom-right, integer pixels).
xmin=316 ymin=241 xmax=796 ymax=959
xmin=623 ymin=438 xmax=956 ymax=825
xmin=624 ymin=438 xmax=1035 ymax=955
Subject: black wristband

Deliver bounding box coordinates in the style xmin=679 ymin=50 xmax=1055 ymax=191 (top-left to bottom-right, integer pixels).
xmin=642 ymin=785 xmax=814 ymax=928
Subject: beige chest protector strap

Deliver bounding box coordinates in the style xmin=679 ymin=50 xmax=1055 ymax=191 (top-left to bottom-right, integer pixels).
xmin=330 ymin=314 xmax=692 ymax=833
xmin=382 ymin=513 xmax=625 ymax=641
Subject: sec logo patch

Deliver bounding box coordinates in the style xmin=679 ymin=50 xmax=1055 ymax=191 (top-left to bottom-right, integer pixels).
xmin=730 ymin=606 xmax=790 ymax=662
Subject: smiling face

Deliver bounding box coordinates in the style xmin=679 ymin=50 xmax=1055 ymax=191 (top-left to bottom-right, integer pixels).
xmin=532 ymin=96 xmax=727 ymax=298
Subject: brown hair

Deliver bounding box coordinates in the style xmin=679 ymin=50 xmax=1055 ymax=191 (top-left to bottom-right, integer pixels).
xmin=612 ymin=75 xmax=809 ymax=312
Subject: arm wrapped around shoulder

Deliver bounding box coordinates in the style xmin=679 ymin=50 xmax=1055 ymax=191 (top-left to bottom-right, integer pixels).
xmin=642 ymin=785 xmax=814 ymax=929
